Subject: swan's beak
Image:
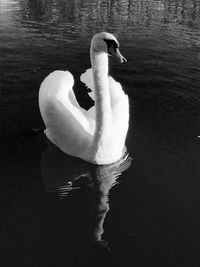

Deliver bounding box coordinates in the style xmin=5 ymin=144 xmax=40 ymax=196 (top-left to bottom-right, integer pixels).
xmin=108 ymin=46 xmax=127 ymax=64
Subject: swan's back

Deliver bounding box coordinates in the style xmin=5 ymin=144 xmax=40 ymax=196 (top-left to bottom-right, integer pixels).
xmin=39 ymin=71 xmax=93 ymax=158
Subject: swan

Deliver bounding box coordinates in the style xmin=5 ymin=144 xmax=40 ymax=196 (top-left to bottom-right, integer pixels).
xmin=39 ymin=32 xmax=129 ymax=165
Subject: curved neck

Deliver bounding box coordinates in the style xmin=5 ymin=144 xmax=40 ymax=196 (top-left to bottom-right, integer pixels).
xmin=90 ymin=51 xmax=112 ymax=150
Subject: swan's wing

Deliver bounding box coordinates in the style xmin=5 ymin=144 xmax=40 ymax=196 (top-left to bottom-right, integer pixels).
xmin=39 ymin=71 xmax=95 ymax=156
xmin=80 ymin=68 xmax=129 ymax=140
xmin=108 ymin=75 xmax=129 ymax=145
xmin=80 ymin=68 xmax=126 ymax=105
xmin=80 ymin=68 xmax=95 ymax=100
xmin=80 ymin=68 xmax=129 ymax=158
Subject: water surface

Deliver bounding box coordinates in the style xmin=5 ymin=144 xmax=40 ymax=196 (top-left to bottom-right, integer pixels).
xmin=1 ymin=0 xmax=200 ymax=266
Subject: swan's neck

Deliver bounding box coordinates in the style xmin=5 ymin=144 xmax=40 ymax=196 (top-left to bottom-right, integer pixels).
xmin=91 ymin=52 xmax=112 ymax=151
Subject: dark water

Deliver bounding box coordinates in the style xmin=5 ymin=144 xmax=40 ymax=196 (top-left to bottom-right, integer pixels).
xmin=1 ymin=0 xmax=200 ymax=266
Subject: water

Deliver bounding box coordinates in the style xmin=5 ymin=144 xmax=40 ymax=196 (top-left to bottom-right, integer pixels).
xmin=1 ymin=0 xmax=200 ymax=266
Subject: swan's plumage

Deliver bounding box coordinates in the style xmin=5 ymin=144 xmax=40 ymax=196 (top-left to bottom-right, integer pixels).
xmin=39 ymin=32 xmax=129 ymax=165
xmin=81 ymin=67 xmax=129 ymax=149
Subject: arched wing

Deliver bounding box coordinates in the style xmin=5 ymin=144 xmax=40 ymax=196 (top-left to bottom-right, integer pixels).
xmin=39 ymin=70 xmax=95 ymax=156
xmin=80 ymin=68 xmax=127 ymax=108
xmin=80 ymin=68 xmax=129 ymax=141
xmin=80 ymin=68 xmax=95 ymax=100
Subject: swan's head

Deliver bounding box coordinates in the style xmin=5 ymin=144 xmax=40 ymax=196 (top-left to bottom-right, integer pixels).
xmin=91 ymin=32 xmax=127 ymax=63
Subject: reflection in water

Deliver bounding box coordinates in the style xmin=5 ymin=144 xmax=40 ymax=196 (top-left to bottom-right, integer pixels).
xmin=41 ymin=141 xmax=132 ymax=251
xmin=17 ymin=0 xmax=200 ymax=29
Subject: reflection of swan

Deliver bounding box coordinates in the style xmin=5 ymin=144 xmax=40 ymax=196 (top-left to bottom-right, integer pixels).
xmin=41 ymin=141 xmax=132 ymax=249
xmin=90 ymin=157 xmax=132 ymax=249
xmin=39 ymin=32 xmax=129 ymax=165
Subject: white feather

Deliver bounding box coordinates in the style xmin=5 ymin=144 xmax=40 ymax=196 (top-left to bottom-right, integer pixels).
xmin=39 ymin=32 xmax=129 ymax=165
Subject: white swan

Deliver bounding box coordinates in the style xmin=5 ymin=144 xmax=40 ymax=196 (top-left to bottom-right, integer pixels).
xmin=39 ymin=32 xmax=129 ymax=165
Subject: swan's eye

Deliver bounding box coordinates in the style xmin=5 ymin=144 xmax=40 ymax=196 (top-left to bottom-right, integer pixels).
xmin=103 ymin=39 xmax=119 ymax=52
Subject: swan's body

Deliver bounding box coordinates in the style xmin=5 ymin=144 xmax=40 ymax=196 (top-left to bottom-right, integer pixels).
xmin=39 ymin=32 xmax=129 ymax=165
